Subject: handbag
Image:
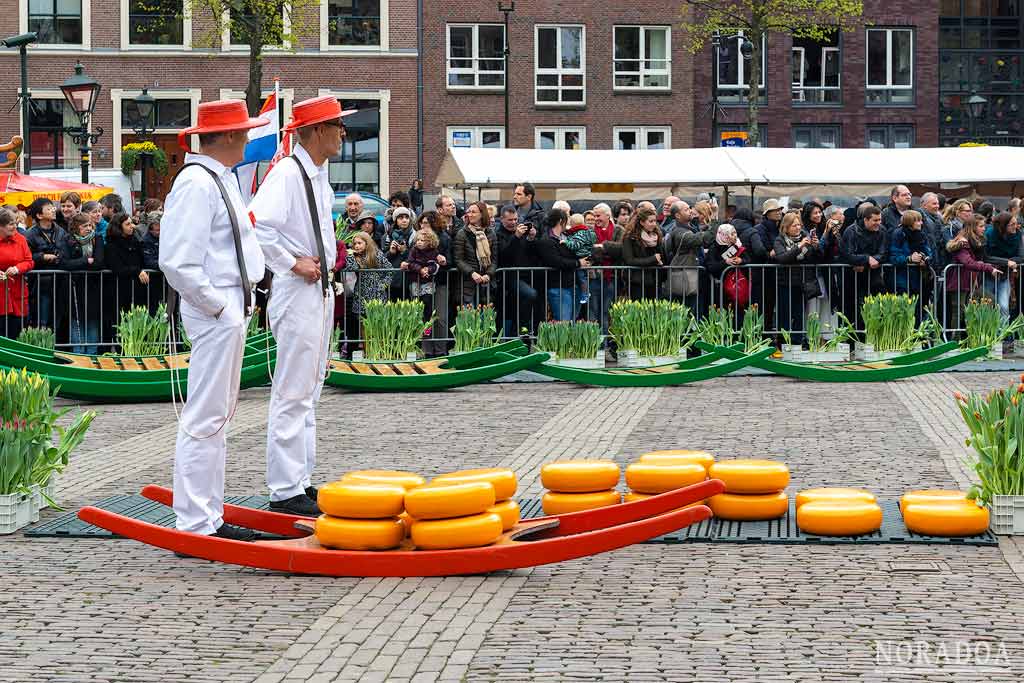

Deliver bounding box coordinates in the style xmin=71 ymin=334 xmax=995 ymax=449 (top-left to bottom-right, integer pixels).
xmin=802 ymin=277 xmax=823 ymax=300
xmin=667 ymin=236 xmax=699 ymax=299
xmin=723 ymin=268 xmax=751 ymax=309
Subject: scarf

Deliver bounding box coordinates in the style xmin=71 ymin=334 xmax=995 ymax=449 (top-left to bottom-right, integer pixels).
xmin=901 ymin=225 xmax=927 ymax=254
xmin=73 ymin=230 xmax=95 ymax=258
xmin=640 ymin=230 xmax=659 ymax=248
xmin=469 ymin=226 xmax=492 ymax=270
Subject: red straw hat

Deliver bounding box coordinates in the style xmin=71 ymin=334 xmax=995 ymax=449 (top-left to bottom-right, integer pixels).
xmin=177 ymin=99 xmax=270 ymax=152
xmin=284 ymin=95 xmax=358 ymax=132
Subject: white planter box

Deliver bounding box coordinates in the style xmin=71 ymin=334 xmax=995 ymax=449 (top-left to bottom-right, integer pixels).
xmin=547 ymin=353 xmax=605 ymax=369
xmin=854 ymin=344 xmax=921 ymax=362
xmin=781 ymin=345 xmax=806 ymax=362
xmin=802 ymin=344 xmax=851 ymax=363
xmin=28 ymin=484 xmax=40 ymax=523
xmin=619 ymin=349 xmax=687 ymax=368
xmin=1012 ymin=340 xmax=1024 ymax=357
xmin=988 ymin=343 xmax=1003 ymax=360
xmin=0 ymin=492 xmax=31 ymax=535
xmin=989 ymin=495 xmax=1024 ymax=535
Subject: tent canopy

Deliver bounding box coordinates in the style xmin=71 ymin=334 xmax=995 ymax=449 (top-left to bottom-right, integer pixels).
xmin=435 ymin=147 xmax=1024 ymax=195
xmin=0 ymin=170 xmax=112 ymax=207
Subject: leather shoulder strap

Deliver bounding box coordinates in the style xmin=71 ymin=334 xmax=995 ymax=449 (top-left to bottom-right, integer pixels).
xmin=290 ymin=155 xmax=330 ymax=297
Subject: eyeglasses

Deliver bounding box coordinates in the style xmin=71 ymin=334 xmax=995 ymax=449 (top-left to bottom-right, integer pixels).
xmin=322 ymin=120 xmax=344 ymax=129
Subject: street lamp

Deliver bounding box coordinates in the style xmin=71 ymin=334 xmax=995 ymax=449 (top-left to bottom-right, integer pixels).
xmin=966 ymin=91 xmax=988 ymax=141
xmin=710 ymin=31 xmax=753 ymax=147
xmin=498 ymin=1 xmax=515 ymax=148
xmin=59 ymin=61 xmax=103 ymax=184
xmin=131 ymin=88 xmax=156 ymax=208
xmin=2 ymin=32 xmax=38 ymax=173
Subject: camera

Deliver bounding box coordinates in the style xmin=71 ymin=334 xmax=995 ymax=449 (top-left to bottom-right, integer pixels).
xmin=2 ymin=33 xmax=38 ymax=48
xmin=739 ymin=39 xmax=754 ymax=61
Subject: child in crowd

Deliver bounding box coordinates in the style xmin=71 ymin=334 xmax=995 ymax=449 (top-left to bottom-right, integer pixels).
xmin=343 ymin=231 xmax=394 ymax=356
xmin=402 ymin=228 xmax=441 ymax=327
xmin=565 ymin=213 xmax=596 ymax=304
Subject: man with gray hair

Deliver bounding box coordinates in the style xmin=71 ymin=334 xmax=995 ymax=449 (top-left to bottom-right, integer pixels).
xmin=919 ymin=192 xmax=947 ymax=269
xmin=659 ymin=196 xmax=681 ymax=227
xmin=587 ymin=202 xmax=620 ymax=349
xmin=552 ymin=200 xmax=571 ymax=215
xmin=337 ymin=192 xmax=364 ymax=232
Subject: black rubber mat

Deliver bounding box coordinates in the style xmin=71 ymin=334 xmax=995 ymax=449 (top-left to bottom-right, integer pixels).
xmin=25 ymin=495 xmax=999 ymax=546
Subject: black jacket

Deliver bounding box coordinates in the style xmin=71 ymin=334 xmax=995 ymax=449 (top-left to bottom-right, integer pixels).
xmin=732 ymin=211 xmax=768 ymax=263
xmin=63 ymin=233 xmax=105 ymax=317
xmin=773 ymin=232 xmax=822 ymax=287
xmin=496 ymin=226 xmax=536 ymax=270
xmin=141 ymin=232 xmax=160 ymax=270
xmin=622 ymin=235 xmax=664 ymax=297
xmin=26 ymin=224 xmax=70 ymax=270
xmin=516 ymin=200 xmax=545 ymax=229
xmin=535 ymin=234 xmax=579 ymax=290
xmin=881 ymin=205 xmax=904 ymax=234
xmin=839 ymin=220 xmax=889 ymax=268
xmin=705 ymin=241 xmax=751 ymax=279
xmin=105 ymin=234 xmax=147 ymax=310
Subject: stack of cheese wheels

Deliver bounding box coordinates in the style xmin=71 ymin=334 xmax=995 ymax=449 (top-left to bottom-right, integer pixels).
xmin=706 ymin=459 xmax=790 ymax=521
xmin=899 ymin=489 xmax=989 ymax=537
xmin=795 ymin=488 xmax=882 ymax=536
xmin=431 ymin=468 xmax=520 ymax=531
xmin=404 ymin=480 xmax=503 ymax=550
xmin=623 ymin=455 xmax=708 ymax=504
xmin=541 ymin=461 xmax=621 ymax=515
xmin=341 ymin=469 xmax=428 ymax=534
xmin=315 ymin=481 xmax=408 ymax=551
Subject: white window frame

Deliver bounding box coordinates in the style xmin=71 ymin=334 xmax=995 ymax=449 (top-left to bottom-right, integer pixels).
xmin=222 ymin=2 xmax=291 ymax=51
xmin=534 ymin=126 xmax=586 ymax=150
xmin=792 ymin=124 xmax=842 ymax=149
xmin=110 ymin=88 xmax=202 ymax=169
xmin=319 ymin=0 xmax=389 ymax=52
xmin=717 ymin=31 xmax=766 ymax=90
xmin=446 ymin=126 xmax=505 ymax=149
xmin=613 ymin=126 xmax=671 ymax=150
xmin=120 ymin=0 xmax=192 ymax=50
xmin=791 ymin=43 xmax=840 ymax=103
xmin=866 ymin=28 xmax=914 ymax=91
xmin=446 ymin=24 xmax=506 ymax=91
xmin=534 ymin=24 xmax=586 ymax=106
xmin=20 ymin=0 xmax=92 ymax=50
xmin=318 ymin=88 xmax=390 ymax=196
xmin=866 ymin=125 xmax=914 ymax=149
xmin=612 ymin=25 xmax=671 ymax=92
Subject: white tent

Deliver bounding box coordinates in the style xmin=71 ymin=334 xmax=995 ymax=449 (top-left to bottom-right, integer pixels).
xmin=434 ymin=146 xmax=1024 ymax=200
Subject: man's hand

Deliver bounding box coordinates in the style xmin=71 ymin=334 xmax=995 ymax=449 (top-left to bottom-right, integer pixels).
xmin=43 ymin=253 xmax=57 ymax=262
xmin=139 ymin=271 xmax=150 ymax=285
xmin=515 ymin=224 xmax=528 ymax=237
xmin=399 ymin=261 xmax=409 ymax=271
xmin=910 ymin=252 xmax=921 ymax=264
xmin=868 ymin=256 xmax=880 ymax=269
xmin=578 ymin=258 xmax=591 ymax=268
xmin=528 ymin=227 xmax=537 ymax=239
xmin=292 ymin=256 xmax=322 ymax=283
xmin=1010 ymin=260 xmax=1018 ymax=270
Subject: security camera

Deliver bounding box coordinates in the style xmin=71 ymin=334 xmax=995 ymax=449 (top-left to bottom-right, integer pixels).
xmin=2 ymin=33 xmax=38 ymax=48
xmin=739 ymin=39 xmax=754 ymax=61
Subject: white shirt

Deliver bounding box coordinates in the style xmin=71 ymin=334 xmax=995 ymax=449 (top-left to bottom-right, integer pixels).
xmin=249 ymin=144 xmax=335 ymax=277
xmin=159 ymin=153 xmax=266 ymax=317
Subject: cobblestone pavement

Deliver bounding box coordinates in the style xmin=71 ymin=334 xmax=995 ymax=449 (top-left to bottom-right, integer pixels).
xmin=3 ymin=374 xmax=1023 ymax=682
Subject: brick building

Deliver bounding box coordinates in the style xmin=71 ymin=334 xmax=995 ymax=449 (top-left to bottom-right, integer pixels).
xmin=0 ymin=0 xmax=418 ymax=201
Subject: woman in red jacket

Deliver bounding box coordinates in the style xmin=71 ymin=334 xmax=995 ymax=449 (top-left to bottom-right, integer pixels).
xmin=0 ymin=207 xmax=35 ymax=339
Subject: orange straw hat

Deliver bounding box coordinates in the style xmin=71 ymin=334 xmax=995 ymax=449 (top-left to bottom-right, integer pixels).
xmin=284 ymin=95 xmax=358 ymax=132
xmin=177 ymin=99 xmax=269 ymax=152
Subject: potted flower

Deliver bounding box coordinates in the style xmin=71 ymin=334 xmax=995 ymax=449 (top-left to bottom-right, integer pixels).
xmin=694 ymin=305 xmax=734 ymax=353
xmin=956 ymin=379 xmax=1024 ymax=534
xmin=451 ymin=305 xmax=499 ymax=354
xmin=359 ymin=300 xmax=433 ymax=362
xmin=803 ymin=312 xmax=855 ymax=363
xmin=16 ymin=327 xmax=55 ymax=351
xmin=535 ymin=321 xmax=603 ymax=368
xmin=116 ymin=304 xmax=170 ymax=356
xmin=963 ymin=299 xmax=1024 ymax=359
xmin=856 ymin=294 xmax=935 ymax=361
xmin=121 ymin=141 xmax=169 ymax=180
xmin=610 ymin=299 xmax=694 ymax=367
xmin=778 ymin=329 xmax=805 ymax=361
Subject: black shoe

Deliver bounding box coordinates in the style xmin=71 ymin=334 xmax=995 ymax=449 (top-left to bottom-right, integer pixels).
xmin=174 ymin=523 xmax=256 ymax=557
xmin=305 ymin=486 xmax=318 ymax=501
xmin=269 ymin=494 xmax=321 ymax=517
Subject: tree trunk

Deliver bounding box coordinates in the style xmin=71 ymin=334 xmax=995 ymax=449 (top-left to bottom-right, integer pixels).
xmin=747 ymin=26 xmax=762 ymax=147
xmin=246 ymin=42 xmax=264 ymax=116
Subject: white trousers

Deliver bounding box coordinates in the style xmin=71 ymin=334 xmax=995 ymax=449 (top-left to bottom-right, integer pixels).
xmin=173 ymin=286 xmax=248 ymax=534
xmin=266 ymin=271 xmax=333 ymax=501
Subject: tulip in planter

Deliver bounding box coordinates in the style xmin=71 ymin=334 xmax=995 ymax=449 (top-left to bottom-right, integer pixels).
xmin=536 ymin=321 xmax=605 ymax=368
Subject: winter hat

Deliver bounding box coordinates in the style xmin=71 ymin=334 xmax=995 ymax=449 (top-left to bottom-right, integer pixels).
xmin=392 ymin=207 xmax=413 ymax=222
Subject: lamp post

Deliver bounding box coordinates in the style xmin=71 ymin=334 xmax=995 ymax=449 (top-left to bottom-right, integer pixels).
xmin=59 ymin=61 xmax=103 ymax=184
xmin=498 ymin=0 xmax=515 ymax=148
xmin=966 ymin=90 xmax=988 ymax=142
xmin=131 ymin=88 xmax=156 ymax=208
xmin=710 ymin=31 xmax=753 ymax=148
xmin=1 ymin=32 xmax=38 ymax=173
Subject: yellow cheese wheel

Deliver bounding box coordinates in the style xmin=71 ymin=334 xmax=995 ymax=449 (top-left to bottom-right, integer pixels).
xmin=540 ymin=461 xmax=621 ymax=493
xmin=433 ymin=468 xmax=517 ymax=501
xmin=796 ymin=500 xmax=883 ymax=536
xmin=899 ymin=489 xmax=968 ymax=512
xmin=624 ymin=491 xmax=706 ymax=507
xmin=795 ymin=487 xmax=877 ymax=509
xmin=315 ymin=515 xmax=405 ymax=551
xmin=708 ymin=459 xmax=790 ymax=494
xmin=411 ymin=512 xmax=504 ymax=550
xmin=708 ymin=492 xmax=789 ymax=521
xmin=487 ymin=499 xmax=521 ymax=531
xmin=902 ymin=502 xmax=990 ymax=537
xmin=317 ymin=482 xmax=406 ymax=519
xmin=639 ymin=450 xmax=715 ymax=470
xmin=404 ymin=481 xmax=495 ymax=520
xmin=342 ymin=470 xmax=426 ymax=490
xmin=541 ymin=490 xmax=621 ymax=515
xmin=625 ymin=462 xmax=707 ymax=494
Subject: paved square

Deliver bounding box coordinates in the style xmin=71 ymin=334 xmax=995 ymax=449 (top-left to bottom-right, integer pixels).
xmin=3 ymin=373 xmax=1023 ymax=682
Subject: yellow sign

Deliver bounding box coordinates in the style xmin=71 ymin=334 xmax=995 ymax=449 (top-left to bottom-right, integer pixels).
xmin=590 ymin=183 xmax=635 ymax=193
xmin=0 ymin=186 xmax=113 ymax=206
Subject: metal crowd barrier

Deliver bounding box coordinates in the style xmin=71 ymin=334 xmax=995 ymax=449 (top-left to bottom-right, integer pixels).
xmin=941 ymin=263 xmax=1023 ymax=338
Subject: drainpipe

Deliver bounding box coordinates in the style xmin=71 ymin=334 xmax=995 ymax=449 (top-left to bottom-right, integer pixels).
xmin=416 ymin=0 xmax=424 ymax=183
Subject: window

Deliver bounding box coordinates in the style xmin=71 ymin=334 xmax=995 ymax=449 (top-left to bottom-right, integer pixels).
xmin=121 ymin=99 xmax=192 ymax=130
xmin=27 ymin=99 xmax=77 ymax=171
xmin=447 ymin=24 xmax=505 ymax=89
xmin=940 ymin=0 xmax=1023 ymax=49
xmin=867 ymin=125 xmax=914 ymax=148
xmin=28 ymin=0 xmax=83 ymax=45
xmin=326 ymin=0 xmax=381 ymax=47
xmin=614 ymin=126 xmax=670 ymax=150
xmin=535 ymin=25 xmax=585 ymax=105
xmin=792 ymin=32 xmax=840 ymax=105
xmin=229 ymin=1 xmax=285 ymax=48
xmin=716 ymin=125 xmax=768 ymax=147
xmin=792 ymin=125 xmax=841 ymax=148
xmin=717 ymin=32 xmax=766 ymax=91
xmin=535 ymin=127 xmax=585 ymax=150
xmin=127 ymin=0 xmax=184 ymax=45
xmin=613 ymin=26 xmax=670 ymax=90
xmin=866 ymin=28 xmax=914 ymax=105
xmin=329 ymin=100 xmax=381 ymax=194
xmin=447 ymin=127 xmax=505 ymax=149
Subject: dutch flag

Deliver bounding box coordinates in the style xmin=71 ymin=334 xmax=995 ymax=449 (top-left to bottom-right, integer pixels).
xmin=235 ymin=85 xmax=290 ymax=202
